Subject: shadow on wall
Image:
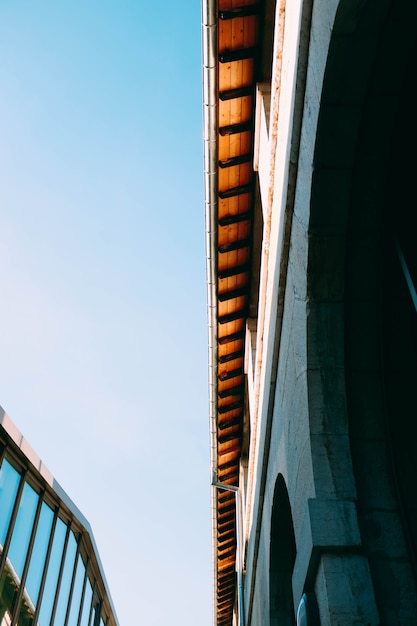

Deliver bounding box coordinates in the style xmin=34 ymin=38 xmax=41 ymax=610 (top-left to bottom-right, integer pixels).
xmin=269 ymin=474 xmax=296 ymax=626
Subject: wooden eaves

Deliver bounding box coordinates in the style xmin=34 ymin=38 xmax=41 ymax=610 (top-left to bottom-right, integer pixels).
xmin=203 ymin=1 xmax=262 ymax=625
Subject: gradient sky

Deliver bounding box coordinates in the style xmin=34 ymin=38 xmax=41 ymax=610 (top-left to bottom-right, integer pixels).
xmin=0 ymin=3 xmax=212 ymax=626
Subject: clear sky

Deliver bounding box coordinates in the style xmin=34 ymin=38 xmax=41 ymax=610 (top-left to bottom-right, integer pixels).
xmin=0 ymin=3 xmax=212 ymax=626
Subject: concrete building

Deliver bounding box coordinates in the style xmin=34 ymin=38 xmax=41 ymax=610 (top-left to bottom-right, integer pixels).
xmin=203 ymin=0 xmax=417 ymax=624
xmin=0 ymin=408 xmax=118 ymax=626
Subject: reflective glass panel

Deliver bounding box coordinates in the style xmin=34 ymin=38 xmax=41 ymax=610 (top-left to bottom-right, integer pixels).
xmin=16 ymin=588 xmax=37 ymax=626
xmin=37 ymin=517 xmax=67 ymax=626
xmin=7 ymin=481 xmax=39 ymax=579
xmin=79 ymin=576 xmax=93 ymax=626
xmin=0 ymin=458 xmax=21 ymax=545
xmin=24 ymin=501 xmax=54 ymax=606
xmin=3 ymin=481 xmax=39 ymax=624
xmin=53 ymin=529 xmax=77 ymax=625
xmin=67 ymin=553 xmax=86 ymax=626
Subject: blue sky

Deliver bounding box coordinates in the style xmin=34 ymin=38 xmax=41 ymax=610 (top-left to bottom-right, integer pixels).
xmin=0 ymin=3 xmax=211 ymax=625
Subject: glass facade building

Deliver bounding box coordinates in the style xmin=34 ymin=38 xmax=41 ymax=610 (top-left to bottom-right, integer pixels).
xmin=0 ymin=409 xmax=118 ymax=626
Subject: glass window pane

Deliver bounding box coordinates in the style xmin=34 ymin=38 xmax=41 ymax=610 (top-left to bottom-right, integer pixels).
xmin=53 ymin=530 xmax=77 ymax=625
xmin=24 ymin=501 xmax=54 ymax=606
xmin=16 ymin=588 xmax=37 ymax=626
xmin=7 ymin=481 xmax=39 ymax=579
xmin=0 ymin=480 xmax=38 ymax=625
xmin=37 ymin=517 xmax=67 ymax=626
xmin=67 ymin=553 xmax=86 ymax=626
xmin=79 ymin=577 xmax=93 ymax=626
xmin=0 ymin=458 xmax=21 ymax=545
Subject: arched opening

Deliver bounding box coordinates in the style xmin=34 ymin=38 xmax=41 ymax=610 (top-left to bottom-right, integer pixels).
xmin=269 ymin=474 xmax=296 ymax=626
xmin=307 ymin=0 xmax=417 ymax=620
xmin=379 ymin=38 xmax=417 ymax=572
xmin=344 ymin=6 xmax=417 ymax=619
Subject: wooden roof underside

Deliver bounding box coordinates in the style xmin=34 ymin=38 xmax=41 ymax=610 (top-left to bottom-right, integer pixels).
xmin=214 ymin=2 xmax=261 ymax=625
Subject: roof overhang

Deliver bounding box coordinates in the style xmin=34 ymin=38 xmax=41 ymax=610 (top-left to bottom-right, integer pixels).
xmin=203 ymin=1 xmax=263 ymax=624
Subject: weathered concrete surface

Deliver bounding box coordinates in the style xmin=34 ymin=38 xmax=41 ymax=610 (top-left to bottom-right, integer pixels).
xmin=242 ymin=0 xmax=417 ymax=624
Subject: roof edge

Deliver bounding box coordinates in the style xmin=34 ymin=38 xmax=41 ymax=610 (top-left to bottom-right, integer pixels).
xmin=202 ymin=0 xmax=220 ymax=621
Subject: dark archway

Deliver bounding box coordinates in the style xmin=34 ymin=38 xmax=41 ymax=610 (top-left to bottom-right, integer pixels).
xmin=269 ymin=474 xmax=296 ymax=626
xmin=307 ymin=0 xmax=417 ymax=621
xmin=343 ymin=5 xmax=417 ymax=620
xmin=379 ymin=38 xmax=417 ymax=572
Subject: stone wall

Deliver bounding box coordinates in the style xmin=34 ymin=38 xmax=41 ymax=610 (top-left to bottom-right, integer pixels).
xmin=241 ymin=0 xmax=417 ymax=624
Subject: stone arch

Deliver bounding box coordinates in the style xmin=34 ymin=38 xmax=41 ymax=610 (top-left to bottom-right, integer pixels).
xmin=306 ymin=0 xmax=417 ymax=619
xmin=269 ymin=474 xmax=296 ymax=626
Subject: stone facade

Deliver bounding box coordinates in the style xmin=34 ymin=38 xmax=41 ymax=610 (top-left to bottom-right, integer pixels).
xmin=206 ymin=0 xmax=417 ymax=624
